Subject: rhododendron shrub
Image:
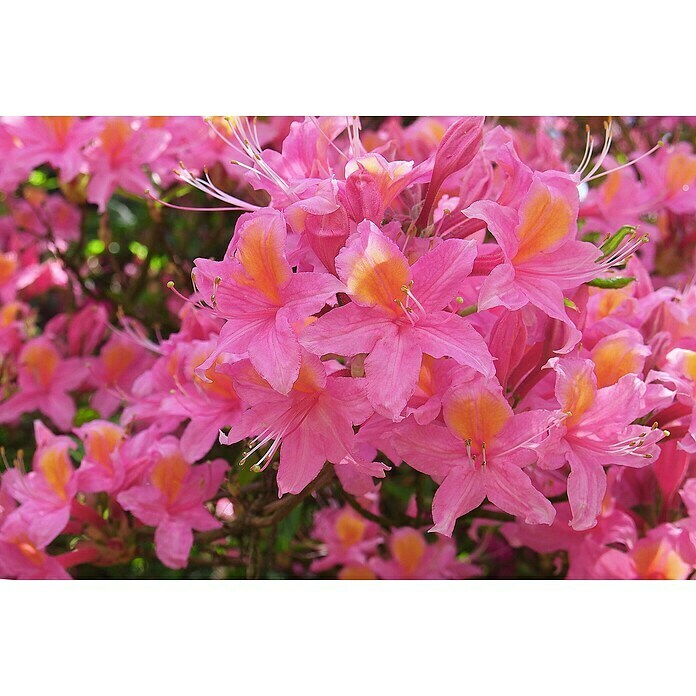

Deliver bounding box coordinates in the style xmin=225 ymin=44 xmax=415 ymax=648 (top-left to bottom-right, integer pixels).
xmin=2 ymin=115 xmax=696 ymax=580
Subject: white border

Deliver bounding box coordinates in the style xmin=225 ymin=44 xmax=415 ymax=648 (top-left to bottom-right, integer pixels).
xmin=2 ymin=2 xmax=696 ymax=691
xmin=2 ymin=580 xmax=695 ymax=694
xmin=3 ymin=1 xmax=695 ymax=114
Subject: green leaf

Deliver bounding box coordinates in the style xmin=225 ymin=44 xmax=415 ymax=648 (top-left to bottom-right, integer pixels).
xmin=587 ymin=276 xmax=636 ymax=289
xmin=563 ymin=297 xmax=578 ymax=310
xmin=600 ymin=225 xmax=635 ymax=257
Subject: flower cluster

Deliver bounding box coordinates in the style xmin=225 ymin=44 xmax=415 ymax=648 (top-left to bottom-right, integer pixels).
xmin=1 ymin=115 xmax=696 ymax=579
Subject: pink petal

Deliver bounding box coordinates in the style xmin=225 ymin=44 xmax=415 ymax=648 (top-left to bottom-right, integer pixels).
xmin=478 ymin=263 xmax=528 ymax=311
xmin=195 ymin=315 xmax=271 ymax=378
xmin=277 ymin=428 xmax=327 ymax=496
xmin=154 ymin=518 xmax=194 ymax=569
xmin=414 ymin=313 xmax=494 ymax=378
xmin=431 ymin=466 xmax=486 ymax=536
xmin=248 ymin=312 xmax=301 ymax=395
xmin=485 ymin=462 xmax=555 ymax=525
xmin=0 ymin=391 xmax=40 ymax=424
xmin=393 ymin=420 xmax=463 ymax=478
xmin=565 ymin=447 xmax=607 ymax=531
xmin=364 ymin=326 xmax=422 ymax=419
xmin=410 ymin=238 xmax=477 ymax=312
xmin=280 ymin=271 xmax=344 ymax=321
xmin=416 ymin=117 xmax=484 ymax=228
xmin=180 ymin=415 xmax=224 ymax=462
xmin=462 ymin=199 xmax=520 ymax=259
xmin=300 ymin=302 xmax=395 ymax=357
xmin=42 ymin=391 xmax=76 ymax=432
xmin=117 ymin=485 xmax=166 ymax=527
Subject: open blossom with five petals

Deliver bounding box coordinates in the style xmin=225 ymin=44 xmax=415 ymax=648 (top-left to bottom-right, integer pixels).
xmin=73 ymin=420 xmax=126 ymax=494
xmin=0 ymin=336 xmax=89 ymax=431
xmin=395 ymin=373 xmax=556 ymax=536
xmin=221 ymin=352 xmax=373 ymax=495
xmin=539 ymin=357 xmax=664 ymax=530
xmin=89 ymin=331 xmax=154 ymax=418
xmin=84 ymin=117 xmax=171 ymax=212
xmin=310 ymin=505 xmax=382 ymax=573
xmin=192 ymin=208 xmax=344 ymax=395
xmin=166 ymin=338 xmax=244 ymax=461
xmin=464 ymin=170 xmax=600 ymax=350
xmin=300 ymin=220 xmax=494 ymax=419
xmin=117 ymin=439 xmax=227 ymax=569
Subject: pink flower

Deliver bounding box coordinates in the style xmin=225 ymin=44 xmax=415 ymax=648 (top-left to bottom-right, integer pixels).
xmin=540 ymin=357 xmax=664 ymax=530
xmin=2 ymin=421 xmax=77 ymax=542
xmin=0 ymin=509 xmax=70 ymax=579
xmin=637 ymin=142 xmax=696 ymax=215
xmin=580 ymin=155 xmax=653 ymax=234
xmin=301 ymin=220 xmax=493 ymax=419
xmin=396 ymin=373 xmax=556 ymax=536
xmin=0 ymin=120 xmax=28 ymax=191
xmin=84 ymin=117 xmax=171 ymax=211
xmin=310 ymin=505 xmax=382 ymax=573
xmin=370 ymin=527 xmax=480 ymax=579
xmin=0 ymin=337 xmax=88 ymax=431
xmin=464 ymin=170 xmax=600 ymax=351
xmin=89 ymin=332 xmax=153 ymax=418
xmin=215 ymin=498 xmax=236 ymax=522
xmin=73 ymin=420 xmax=126 ymax=494
xmin=628 ymin=526 xmax=692 ymax=579
xmin=159 ymin=337 xmax=244 ymax=461
xmin=8 ymin=116 xmax=101 ymax=181
xmin=502 ymin=501 xmax=638 ymax=579
xmin=117 ymin=439 xmax=227 ymax=569
xmin=192 ymin=208 xmax=344 ymax=394
xmin=221 ymin=352 xmax=373 ymax=495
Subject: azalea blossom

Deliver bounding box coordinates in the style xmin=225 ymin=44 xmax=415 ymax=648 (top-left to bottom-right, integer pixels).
xmin=301 ymin=220 xmax=493 ymax=419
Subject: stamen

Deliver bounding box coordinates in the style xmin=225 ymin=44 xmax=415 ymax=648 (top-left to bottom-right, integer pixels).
xmin=573 ymin=118 xmax=665 ymax=197
xmin=222 ymin=117 xmax=296 ymax=197
xmin=166 ymin=281 xmax=216 ymax=317
xmin=464 ymin=438 xmax=473 ymax=464
xmin=0 ymin=446 xmax=10 ymax=471
xmin=401 ymin=281 xmax=426 ymax=315
xmin=394 ymin=298 xmax=416 ymax=326
xmin=495 ymin=413 xmax=565 ymax=458
xmin=108 ymin=308 xmax=164 ymax=355
xmin=211 ymin=276 xmax=222 ymax=309
xmin=581 ymin=118 xmax=614 ymax=183
xmin=573 ymin=124 xmax=594 ymax=176
xmin=583 ymin=140 xmax=664 ymax=184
